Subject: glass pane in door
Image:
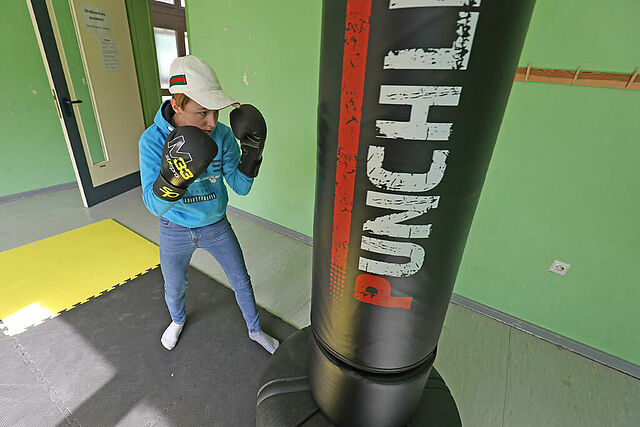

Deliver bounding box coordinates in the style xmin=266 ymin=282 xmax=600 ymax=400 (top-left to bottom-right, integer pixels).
xmin=153 ymin=27 xmax=178 ymax=89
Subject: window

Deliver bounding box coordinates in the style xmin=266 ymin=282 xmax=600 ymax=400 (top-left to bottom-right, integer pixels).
xmin=150 ymin=0 xmax=188 ymax=100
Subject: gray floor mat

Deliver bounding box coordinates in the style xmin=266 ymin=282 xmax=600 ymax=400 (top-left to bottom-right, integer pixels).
xmin=0 ymin=267 xmax=297 ymax=427
xmin=0 ymin=331 xmax=71 ymax=426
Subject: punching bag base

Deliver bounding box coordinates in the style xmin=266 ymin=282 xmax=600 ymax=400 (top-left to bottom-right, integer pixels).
xmin=256 ymin=328 xmax=461 ymax=427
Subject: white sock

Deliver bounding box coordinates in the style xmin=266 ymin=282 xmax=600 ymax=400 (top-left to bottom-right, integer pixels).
xmin=249 ymin=330 xmax=280 ymax=354
xmin=161 ymin=321 xmax=184 ymax=350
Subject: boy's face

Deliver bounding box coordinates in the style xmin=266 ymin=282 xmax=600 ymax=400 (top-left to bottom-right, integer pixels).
xmin=171 ymin=98 xmax=219 ymax=134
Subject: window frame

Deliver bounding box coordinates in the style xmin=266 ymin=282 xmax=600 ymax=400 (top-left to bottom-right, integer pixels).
xmin=150 ymin=0 xmax=187 ymax=97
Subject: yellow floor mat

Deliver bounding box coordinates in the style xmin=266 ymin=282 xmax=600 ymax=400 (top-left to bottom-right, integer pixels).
xmin=0 ymin=219 xmax=159 ymax=335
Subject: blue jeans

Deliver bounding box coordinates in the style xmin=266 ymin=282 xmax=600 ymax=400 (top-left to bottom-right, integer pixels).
xmin=158 ymin=216 xmax=260 ymax=333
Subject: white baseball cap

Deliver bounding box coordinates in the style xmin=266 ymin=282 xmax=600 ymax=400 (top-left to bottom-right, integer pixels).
xmin=168 ymin=55 xmax=240 ymax=110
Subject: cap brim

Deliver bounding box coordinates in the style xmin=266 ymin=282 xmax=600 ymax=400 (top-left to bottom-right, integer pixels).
xmin=175 ymin=88 xmax=240 ymax=111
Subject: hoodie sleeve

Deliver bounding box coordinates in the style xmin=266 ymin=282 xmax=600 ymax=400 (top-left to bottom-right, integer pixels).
xmin=139 ymin=127 xmax=177 ymax=216
xmin=220 ymin=125 xmax=254 ymax=196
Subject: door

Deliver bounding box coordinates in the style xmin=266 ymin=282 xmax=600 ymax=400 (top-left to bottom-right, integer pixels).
xmin=27 ymin=0 xmax=145 ymax=207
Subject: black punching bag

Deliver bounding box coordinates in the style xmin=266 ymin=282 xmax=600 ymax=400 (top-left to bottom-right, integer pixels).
xmin=309 ymin=0 xmax=535 ymax=426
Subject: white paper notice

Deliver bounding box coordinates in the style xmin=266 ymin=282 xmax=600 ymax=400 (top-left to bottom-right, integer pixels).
xmin=81 ymin=5 xmax=111 ymax=34
xmin=99 ymin=36 xmax=120 ymax=71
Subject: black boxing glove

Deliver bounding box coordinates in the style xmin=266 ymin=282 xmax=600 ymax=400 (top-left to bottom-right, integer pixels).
xmin=230 ymin=104 xmax=267 ymax=178
xmin=152 ymin=126 xmax=218 ymax=201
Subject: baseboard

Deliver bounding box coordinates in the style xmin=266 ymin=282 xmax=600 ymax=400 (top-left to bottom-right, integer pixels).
xmin=226 ymin=205 xmax=313 ymax=246
xmin=450 ymin=294 xmax=639 ymax=380
xmin=226 ymin=204 xmax=640 ymax=380
xmin=0 ymin=182 xmax=78 ymax=205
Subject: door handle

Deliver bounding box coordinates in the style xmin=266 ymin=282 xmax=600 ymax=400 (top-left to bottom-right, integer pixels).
xmin=61 ymin=97 xmax=83 ymax=117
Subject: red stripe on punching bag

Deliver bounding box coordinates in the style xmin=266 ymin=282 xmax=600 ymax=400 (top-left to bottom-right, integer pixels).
xmin=329 ymin=0 xmax=372 ymax=305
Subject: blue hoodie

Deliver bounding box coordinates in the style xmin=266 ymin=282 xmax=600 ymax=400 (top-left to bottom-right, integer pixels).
xmin=139 ymin=101 xmax=253 ymax=227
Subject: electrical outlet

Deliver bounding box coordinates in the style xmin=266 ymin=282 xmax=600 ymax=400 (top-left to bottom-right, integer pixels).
xmin=549 ymin=259 xmax=570 ymax=276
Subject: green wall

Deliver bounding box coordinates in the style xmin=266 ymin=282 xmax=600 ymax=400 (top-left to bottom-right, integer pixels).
xmin=519 ymin=0 xmax=639 ymax=73
xmin=188 ymin=1 xmax=640 ymax=365
xmin=457 ymin=0 xmax=640 ymax=364
xmin=1 ymin=1 xmax=75 ymax=197
xmin=457 ymin=84 xmax=640 ymax=365
xmin=187 ymin=0 xmax=321 ymax=236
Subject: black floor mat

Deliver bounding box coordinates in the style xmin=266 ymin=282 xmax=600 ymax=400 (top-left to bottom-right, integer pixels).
xmin=0 ymin=267 xmax=298 ymax=427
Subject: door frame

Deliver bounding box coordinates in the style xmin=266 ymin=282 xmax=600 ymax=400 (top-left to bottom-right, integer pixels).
xmin=27 ymin=0 xmax=140 ymax=207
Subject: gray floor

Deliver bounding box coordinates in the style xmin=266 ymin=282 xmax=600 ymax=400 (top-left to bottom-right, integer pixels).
xmin=1 ymin=186 xmax=639 ymax=426
xmin=1 ymin=265 xmax=296 ymax=427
